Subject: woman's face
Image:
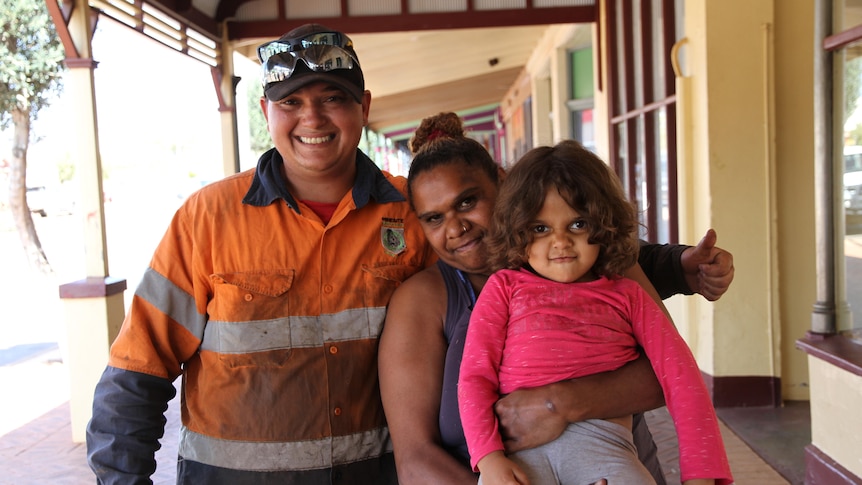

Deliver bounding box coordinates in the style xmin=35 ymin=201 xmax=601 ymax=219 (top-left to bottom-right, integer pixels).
xmin=411 ymin=163 xmax=499 ymax=275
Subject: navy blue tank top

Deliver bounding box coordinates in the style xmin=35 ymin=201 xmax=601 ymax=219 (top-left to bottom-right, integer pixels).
xmin=437 ymin=260 xmax=474 ymax=467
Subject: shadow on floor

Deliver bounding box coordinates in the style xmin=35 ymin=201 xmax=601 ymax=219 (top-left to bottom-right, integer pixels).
xmin=716 ymin=401 xmax=811 ymax=485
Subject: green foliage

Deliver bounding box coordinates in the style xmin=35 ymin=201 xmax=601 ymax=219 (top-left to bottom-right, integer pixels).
xmin=847 ymin=123 xmax=862 ymax=147
xmin=0 ymin=0 xmax=65 ymax=129
xmin=57 ymin=156 xmax=75 ymax=183
xmin=246 ymin=82 xmax=271 ymax=156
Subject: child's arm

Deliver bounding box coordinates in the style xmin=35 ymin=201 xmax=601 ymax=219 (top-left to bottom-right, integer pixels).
xmin=458 ymin=273 xmax=512 ymax=471
xmin=476 ymin=451 xmax=531 ymax=485
xmin=629 ymin=282 xmax=733 ymax=485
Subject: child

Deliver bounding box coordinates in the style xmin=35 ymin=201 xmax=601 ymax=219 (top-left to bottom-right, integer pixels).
xmin=457 ymin=140 xmax=733 ymax=485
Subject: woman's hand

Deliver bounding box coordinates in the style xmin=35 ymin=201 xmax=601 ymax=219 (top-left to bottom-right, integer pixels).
xmin=681 ymin=229 xmax=734 ymax=301
xmin=495 ymin=355 xmax=663 ymax=454
xmin=495 ymin=386 xmax=568 ymax=453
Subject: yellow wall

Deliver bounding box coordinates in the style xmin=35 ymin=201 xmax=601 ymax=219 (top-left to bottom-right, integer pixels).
xmin=676 ymin=0 xmax=815 ymax=398
xmin=680 ymin=0 xmax=778 ymax=377
xmin=808 ymin=356 xmax=862 ymax=477
xmin=773 ymin=0 xmax=817 ymax=400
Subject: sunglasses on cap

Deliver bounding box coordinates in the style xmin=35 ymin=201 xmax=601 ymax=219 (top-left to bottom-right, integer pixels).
xmin=258 ymin=32 xmax=359 ymax=86
xmin=257 ymin=31 xmax=355 ymax=64
xmin=260 ymin=45 xmax=358 ymax=86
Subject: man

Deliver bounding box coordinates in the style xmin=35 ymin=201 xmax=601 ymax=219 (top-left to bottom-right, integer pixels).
xmin=86 ymin=23 xmax=434 ymax=484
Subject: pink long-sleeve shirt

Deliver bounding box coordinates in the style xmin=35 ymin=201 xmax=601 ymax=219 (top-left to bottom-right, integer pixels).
xmin=458 ymin=268 xmax=732 ymax=485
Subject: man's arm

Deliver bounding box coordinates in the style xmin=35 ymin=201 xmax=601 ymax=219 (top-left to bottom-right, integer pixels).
xmin=86 ymin=366 xmax=176 ymax=484
xmin=379 ymin=270 xmax=477 ymax=484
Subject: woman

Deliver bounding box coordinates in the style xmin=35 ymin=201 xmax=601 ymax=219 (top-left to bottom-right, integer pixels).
xmin=378 ymin=113 xmax=735 ymax=484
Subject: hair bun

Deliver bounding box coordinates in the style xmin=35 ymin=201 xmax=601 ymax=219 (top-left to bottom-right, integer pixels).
xmin=410 ymin=112 xmax=467 ymax=154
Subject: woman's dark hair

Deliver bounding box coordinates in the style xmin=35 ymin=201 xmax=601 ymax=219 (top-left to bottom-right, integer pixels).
xmin=487 ymin=140 xmax=640 ymax=278
xmin=406 ymin=112 xmax=499 ymax=209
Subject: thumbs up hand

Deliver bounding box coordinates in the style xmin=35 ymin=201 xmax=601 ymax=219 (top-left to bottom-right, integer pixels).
xmin=681 ymin=228 xmax=735 ymax=301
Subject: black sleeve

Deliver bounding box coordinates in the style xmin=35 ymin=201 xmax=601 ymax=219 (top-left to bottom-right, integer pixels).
xmin=637 ymin=241 xmax=695 ymax=300
xmin=86 ymin=366 xmax=177 ymax=485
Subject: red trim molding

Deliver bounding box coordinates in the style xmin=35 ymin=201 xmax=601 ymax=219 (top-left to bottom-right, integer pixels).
xmin=701 ymin=372 xmax=782 ymax=408
xmin=226 ymin=6 xmax=597 ymax=39
xmin=796 ymin=332 xmax=862 ymax=377
xmin=824 ymin=24 xmax=862 ymax=52
xmin=59 ymin=277 xmax=127 ymax=299
xmin=64 ymin=58 xmax=99 ymax=69
xmin=805 ymin=444 xmax=862 ymax=484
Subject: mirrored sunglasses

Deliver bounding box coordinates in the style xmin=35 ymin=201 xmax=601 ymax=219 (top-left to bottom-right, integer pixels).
xmin=257 ymin=31 xmax=354 ymax=64
xmin=260 ymin=44 xmax=357 ymax=86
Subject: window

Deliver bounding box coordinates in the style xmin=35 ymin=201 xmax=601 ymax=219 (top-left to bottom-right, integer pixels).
xmin=817 ymin=2 xmax=862 ymax=336
xmin=840 ymin=42 xmax=862 ymax=335
xmin=568 ymin=48 xmax=595 ymax=151
xmin=606 ymin=0 xmax=681 ymax=243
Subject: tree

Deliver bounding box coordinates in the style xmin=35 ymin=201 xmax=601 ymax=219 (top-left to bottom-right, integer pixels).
xmin=246 ymin=82 xmax=271 ymax=157
xmin=0 ymin=0 xmax=65 ymax=273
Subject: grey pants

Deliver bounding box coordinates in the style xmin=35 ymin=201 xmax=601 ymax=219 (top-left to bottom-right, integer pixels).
xmin=479 ymin=419 xmax=657 ymax=485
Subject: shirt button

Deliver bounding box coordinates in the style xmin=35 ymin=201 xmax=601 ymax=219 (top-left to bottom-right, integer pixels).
xmin=323 ymin=284 xmax=333 ymax=293
xmin=244 ymin=293 xmax=253 ymax=301
xmin=329 ymin=345 xmax=338 ymax=354
xmin=333 ymin=407 xmax=342 ymax=416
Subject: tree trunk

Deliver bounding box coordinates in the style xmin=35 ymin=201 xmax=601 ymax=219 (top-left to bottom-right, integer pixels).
xmin=7 ymin=107 xmax=52 ymax=274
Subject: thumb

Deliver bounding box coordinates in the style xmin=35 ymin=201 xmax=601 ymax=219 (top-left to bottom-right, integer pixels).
xmin=692 ymin=228 xmax=717 ymax=258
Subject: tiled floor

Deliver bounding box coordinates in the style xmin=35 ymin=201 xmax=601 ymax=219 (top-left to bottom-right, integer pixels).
xmin=717 ymin=402 xmax=810 ymax=485
xmin=0 ymin=349 xmax=798 ymax=484
xmin=646 ymin=407 xmax=792 ymax=485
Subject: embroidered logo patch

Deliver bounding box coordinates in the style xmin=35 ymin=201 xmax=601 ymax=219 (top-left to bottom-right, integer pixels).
xmin=381 ymin=218 xmax=407 ymax=256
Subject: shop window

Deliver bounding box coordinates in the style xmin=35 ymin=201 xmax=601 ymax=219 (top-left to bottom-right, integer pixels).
xmin=606 ymin=0 xmax=681 ymax=243
xmin=569 ymin=48 xmax=595 ymax=151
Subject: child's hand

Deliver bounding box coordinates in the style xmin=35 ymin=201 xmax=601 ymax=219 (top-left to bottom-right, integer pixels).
xmin=476 ymin=451 xmax=530 ymax=485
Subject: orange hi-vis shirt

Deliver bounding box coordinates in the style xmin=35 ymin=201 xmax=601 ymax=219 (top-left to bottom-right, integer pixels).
xmin=87 ymin=149 xmax=435 ymax=483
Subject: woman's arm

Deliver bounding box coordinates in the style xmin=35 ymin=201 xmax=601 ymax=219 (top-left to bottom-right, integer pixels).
xmin=639 ymin=229 xmax=735 ymax=301
xmin=679 ymin=229 xmax=734 ymax=301
xmin=379 ymin=269 xmax=477 ymax=485
xmin=630 ymin=286 xmax=732 ymax=484
xmin=496 ymin=353 xmax=663 ymax=452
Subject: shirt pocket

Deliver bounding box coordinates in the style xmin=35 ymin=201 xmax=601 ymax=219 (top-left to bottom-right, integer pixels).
xmin=207 ymin=270 xmax=295 ymax=368
xmin=209 ymin=270 xmax=294 ymax=321
xmin=361 ymin=263 xmax=421 ymax=310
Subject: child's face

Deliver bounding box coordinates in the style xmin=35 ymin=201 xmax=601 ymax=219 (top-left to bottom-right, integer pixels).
xmin=525 ymin=188 xmax=599 ymax=284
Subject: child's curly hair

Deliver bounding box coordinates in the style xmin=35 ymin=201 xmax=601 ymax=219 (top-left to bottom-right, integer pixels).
xmin=486 ymin=140 xmax=640 ymax=278
xmin=406 ymin=112 xmax=499 ymax=210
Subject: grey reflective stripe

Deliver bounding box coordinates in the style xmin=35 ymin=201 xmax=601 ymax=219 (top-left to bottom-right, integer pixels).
xmin=323 ymin=306 xmax=386 ymax=341
xmin=136 ymin=267 xmax=207 ymax=339
xmin=201 ymin=306 xmax=387 ymax=353
xmin=178 ymin=425 xmax=392 ymax=471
